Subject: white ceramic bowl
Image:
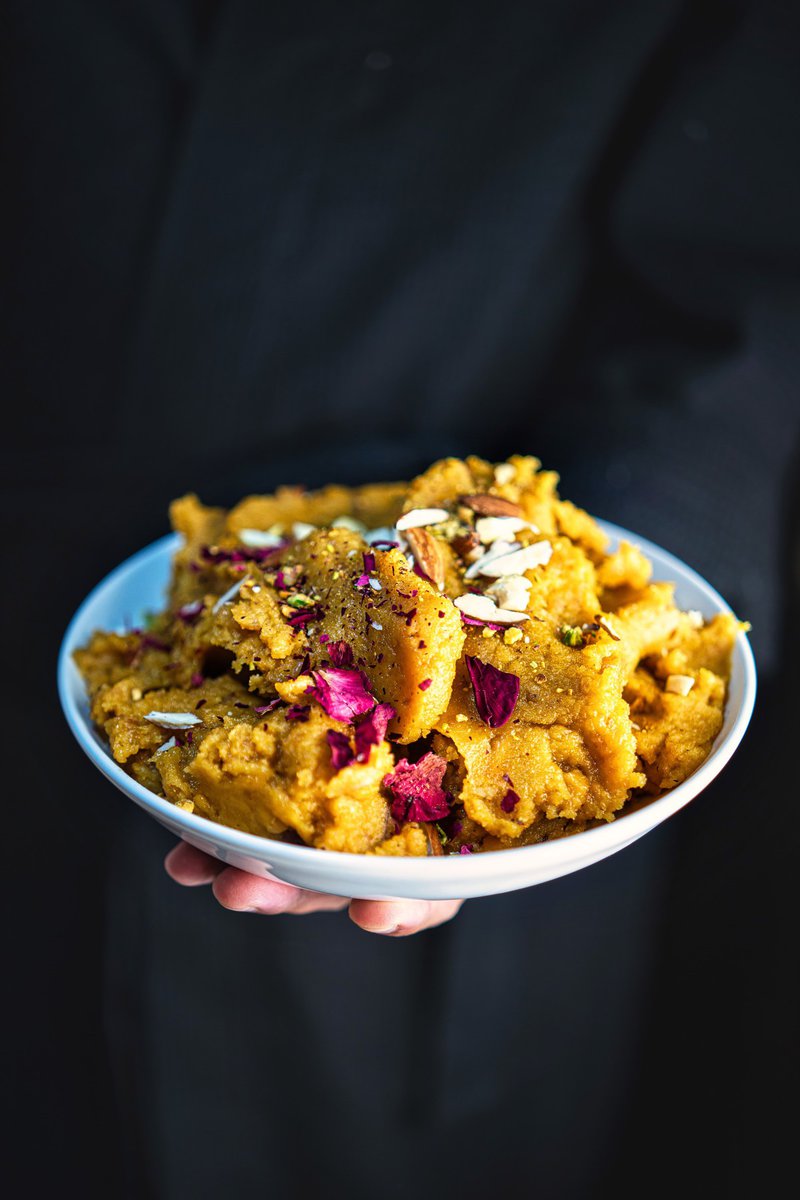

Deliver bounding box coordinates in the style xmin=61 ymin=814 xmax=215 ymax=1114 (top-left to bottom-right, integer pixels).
xmin=58 ymin=522 xmax=756 ymax=900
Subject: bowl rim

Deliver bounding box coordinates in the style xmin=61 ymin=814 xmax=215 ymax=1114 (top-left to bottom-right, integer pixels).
xmin=57 ymin=520 xmax=757 ymax=880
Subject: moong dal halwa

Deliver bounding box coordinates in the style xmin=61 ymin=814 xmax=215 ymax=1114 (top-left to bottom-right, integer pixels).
xmin=75 ymin=456 xmax=744 ymax=856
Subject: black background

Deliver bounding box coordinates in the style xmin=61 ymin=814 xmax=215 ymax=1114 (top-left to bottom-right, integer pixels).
xmin=3 ymin=2 xmax=798 ymax=1196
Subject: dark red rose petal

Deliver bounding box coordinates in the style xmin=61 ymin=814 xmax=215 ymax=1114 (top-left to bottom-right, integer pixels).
xmin=418 ymin=678 xmax=432 ymax=691
xmin=287 ymin=607 xmax=323 ymax=627
xmin=354 ymin=702 xmax=396 ymax=762
xmin=382 ymin=751 xmax=450 ymax=825
xmin=285 ymin=704 xmax=310 ymax=722
xmin=362 ymin=551 xmax=376 ymax=574
xmin=465 ymin=655 xmax=520 ymax=727
xmin=328 ymin=640 xmax=354 ymax=668
xmin=326 ymin=729 xmax=354 ymax=771
xmin=500 ymin=788 xmax=520 ymax=813
xmin=460 ymin=615 xmax=506 ymax=631
xmin=254 ymin=699 xmax=282 ymax=715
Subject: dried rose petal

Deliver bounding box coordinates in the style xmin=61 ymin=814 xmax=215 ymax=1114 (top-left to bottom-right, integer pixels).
xmin=287 ymin=607 xmax=322 ymax=627
xmin=500 ymin=788 xmax=520 ymax=813
xmin=138 ymin=632 xmax=169 ymax=651
xmin=362 ymin=551 xmax=376 ymax=573
xmin=306 ymin=667 xmax=377 ymax=723
xmin=201 ymin=543 xmax=285 ymax=566
xmin=418 ymin=678 xmax=432 ymax=691
xmin=459 ymin=844 xmax=474 ymax=855
xmin=382 ymin=752 xmax=450 ymax=825
xmin=275 ymin=565 xmax=303 ymax=590
xmin=328 ymin=641 xmax=354 ymax=668
xmin=465 ymin=655 xmax=520 ymax=727
xmin=190 ymin=672 xmax=204 ymax=688
xmin=459 ymin=615 xmax=506 ymax=631
xmin=326 ymin=730 xmax=354 ymax=770
xmin=254 ymin=699 xmax=282 ymax=715
xmin=354 ymin=702 xmax=396 ymax=762
xmin=285 ymin=704 xmax=310 ymax=722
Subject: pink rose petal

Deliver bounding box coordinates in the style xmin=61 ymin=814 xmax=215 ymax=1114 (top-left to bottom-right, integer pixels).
xmin=382 ymin=752 xmax=450 ymax=825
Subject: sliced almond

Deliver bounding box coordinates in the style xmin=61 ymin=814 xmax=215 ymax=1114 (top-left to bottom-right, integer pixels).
xmin=486 ymin=573 xmax=531 ymax=613
xmin=405 ymin=526 xmax=446 ymax=591
xmin=463 ymin=539 xmax=518 ymax=580
xmin=476 ymin=541 xmax=553 ymax=578
xmin=596 ymin=615 xmax=621 ymax=641
xmin=239 ymin=528 xmax=285 ymax=548
xmin=144 ymin=711 xmax=202 ymax=729
xmin=454 ymin=593 xmax=529 ymax=625
xmin=475 ymin=515 xmax=531 ymax=544
xmin=461 ymin=493 xmax=523 ymax=518
xmin=396 ymin=507 xmax=449 ymax=531
xmin=212 ymin=576 xmax=249 ymax=613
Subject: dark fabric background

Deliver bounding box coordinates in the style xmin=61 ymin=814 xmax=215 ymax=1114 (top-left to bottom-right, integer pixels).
xmin=3 ymin=2 xmax=798 ymax=1197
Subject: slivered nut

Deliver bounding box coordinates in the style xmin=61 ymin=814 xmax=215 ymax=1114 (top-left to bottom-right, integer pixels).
xmin=461 ymin=493 xmax=524 ymax=518
xmin=405 ymin=526 xmax=446 ymax=591
xmin=665 ymin=674 xmax=695 ymax=696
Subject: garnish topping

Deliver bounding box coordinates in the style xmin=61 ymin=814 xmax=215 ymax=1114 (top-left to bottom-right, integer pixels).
xmin=396 ymin=507 xmax=450 ymax=531
xmin=154 ymin=737 xmax=178 ymax=756
xmin=455 ymin=593 xmax=529 ymax=625
xmin=328 ymin=640 xmax=354 ymax=667
xmin=144 ymin=711 xmax=202 ymax=729
xmin=665 ymin=674 xmax=695 ymax=696
xmin=212 ymin=576 xmax=249 ymax=614
xmin=404 ymin=526 xmax=446 ymax=591
xmin=176 ymin=600 xmax=204 ymax=623
xmin=254 ymin=699 xmax=282 ymax=715
xmin=472 ymin=541 xmax=553 ymax=579
xmin=418 ymin=678 xmax=432 ymax=691
xmin=306 ymin=666 xmax=377 ymax=723
xmin=382 ymin=752 xmax=451 ymax=825
xmin=238 ymin=528 xmax=285 ymax=548
xmin=465 ymin=656 xmax=520 ymax=727
xmin=475 ymin=516 xmax=532 ymax=544
xmin=354 ymin=702 xmax=396 ymax=761
xmin=500 ymin=788 xmax=520 ymax=813
xmin=485 ymin=574 xmax=531 ymax=613
xmin=461 ymin=493 xmax=523 ymax=518
xmin=201 ymin=544 xmax=281 ymax=566
xmin=326 ymin=730 xmax=354 ymax=771
xmin=285 ymin=704 xmax=310 ymax=721
xmin=463 ymin=539 xmax=517 ymax=580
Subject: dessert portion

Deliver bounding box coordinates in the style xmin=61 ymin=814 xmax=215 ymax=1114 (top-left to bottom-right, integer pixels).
xmin=75 ymin=456 xmax=744 ymax=855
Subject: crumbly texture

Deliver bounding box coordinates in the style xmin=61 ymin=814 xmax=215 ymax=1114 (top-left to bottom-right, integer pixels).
xmin=75 ymin=455 xmax=744 ymax=856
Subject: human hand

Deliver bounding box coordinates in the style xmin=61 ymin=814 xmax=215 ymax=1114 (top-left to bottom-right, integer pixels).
xmin=164 ymin=841 xmax=463 ymax=936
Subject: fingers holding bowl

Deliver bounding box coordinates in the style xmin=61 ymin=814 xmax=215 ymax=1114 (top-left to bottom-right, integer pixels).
xmin=349 ymin=897 xmax=464 ymax=937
